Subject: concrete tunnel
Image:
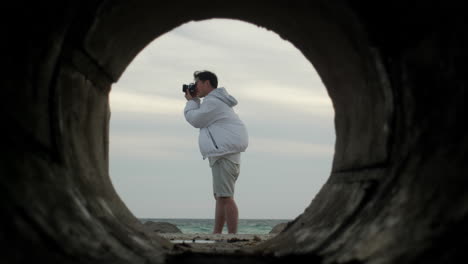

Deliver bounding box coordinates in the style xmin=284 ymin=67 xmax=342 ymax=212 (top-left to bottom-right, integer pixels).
xmin=1 ymin=1 xmax=467 ymax=263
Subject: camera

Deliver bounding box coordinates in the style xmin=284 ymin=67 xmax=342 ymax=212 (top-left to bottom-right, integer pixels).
xmin=182 ymin=83 xmax=197 ymax=97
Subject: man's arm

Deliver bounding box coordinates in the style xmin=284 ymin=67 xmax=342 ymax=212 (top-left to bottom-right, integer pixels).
xmin=184 ymin=92 xmax=218 ymax=128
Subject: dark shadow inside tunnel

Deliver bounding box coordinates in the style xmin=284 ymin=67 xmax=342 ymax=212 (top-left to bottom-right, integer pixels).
xmin=108 ymin=18 xmax=335 ymax=232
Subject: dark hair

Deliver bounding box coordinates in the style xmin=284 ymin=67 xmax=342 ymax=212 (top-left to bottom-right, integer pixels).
xmin=194 ymin=70 xmax=218 ymax=88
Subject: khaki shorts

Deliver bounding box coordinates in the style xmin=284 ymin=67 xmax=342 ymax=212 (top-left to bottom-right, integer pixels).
xmin=211 ymin=158 xmax=240 ymax=197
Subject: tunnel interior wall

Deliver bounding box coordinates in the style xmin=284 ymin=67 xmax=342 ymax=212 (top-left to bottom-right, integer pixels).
xmin=1 ymin=2 xmax=171 ymax=263
xmin=1 ymin=1 xmax=468 ymax=264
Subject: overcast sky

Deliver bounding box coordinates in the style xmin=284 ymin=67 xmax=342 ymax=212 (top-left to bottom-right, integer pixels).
xmin=109 ymin=19 xmax=335 ymax=220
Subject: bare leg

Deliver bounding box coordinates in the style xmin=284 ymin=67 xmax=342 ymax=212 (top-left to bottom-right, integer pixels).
xmin=213 ymin=196 xmax=225 ymax=234
xmin=223 ymin=197 xmax=239 ymax=234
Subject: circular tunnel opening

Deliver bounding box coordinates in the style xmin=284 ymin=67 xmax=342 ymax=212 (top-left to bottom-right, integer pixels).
xmin=109 ymin=18 xmax=335 ymax=237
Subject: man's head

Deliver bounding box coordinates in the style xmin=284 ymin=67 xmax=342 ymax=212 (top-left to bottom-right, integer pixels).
xmin=194 ymin=70 xmax=218 ymax=98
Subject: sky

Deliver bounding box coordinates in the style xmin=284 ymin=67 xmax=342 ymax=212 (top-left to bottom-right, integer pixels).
xmin=109 ymin=18 xmax=335 ymax=220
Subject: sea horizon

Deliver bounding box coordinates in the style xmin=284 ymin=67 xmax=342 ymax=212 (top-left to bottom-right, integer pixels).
xmin=139 ymin=218 xmax=292 ymax=234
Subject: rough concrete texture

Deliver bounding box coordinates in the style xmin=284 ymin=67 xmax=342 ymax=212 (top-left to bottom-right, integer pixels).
xmin=1 ymin=1 xmax=467 ymax=263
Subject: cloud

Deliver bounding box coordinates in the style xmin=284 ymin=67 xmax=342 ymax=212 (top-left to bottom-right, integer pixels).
xmin=110 ymin=90 xmax=184 ymax=115
xmin=110 ymin=132 xmax=198 ymax=160
xmin=172 ymin=19 xmax=293 ymax=55
xmin=249 ymin=136 xmax=334 ymax=157
xmin=236 ymin=81 xmax=334 ymax=117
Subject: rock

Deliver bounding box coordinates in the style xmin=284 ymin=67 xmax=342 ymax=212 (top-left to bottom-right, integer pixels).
xmin=269 ymin=222 xmax=289 ymax=234
xmin=143 ymin=221 xmax=182 ymax=233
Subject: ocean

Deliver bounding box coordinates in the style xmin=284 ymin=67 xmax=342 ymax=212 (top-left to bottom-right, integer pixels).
xmin=139 ymin=218 xmax=291 ymax=234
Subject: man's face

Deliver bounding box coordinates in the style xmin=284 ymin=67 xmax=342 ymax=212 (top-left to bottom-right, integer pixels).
xmin=195 ymin=79 xmax=211 ymax=98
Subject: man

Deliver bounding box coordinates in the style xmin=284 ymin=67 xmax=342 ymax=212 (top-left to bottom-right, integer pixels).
xmin=184 ymin=70 xmax=248 ymax=234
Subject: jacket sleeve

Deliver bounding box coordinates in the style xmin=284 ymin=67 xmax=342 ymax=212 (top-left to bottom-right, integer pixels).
xmin=184 ymin=98 xmax=219 ymax=128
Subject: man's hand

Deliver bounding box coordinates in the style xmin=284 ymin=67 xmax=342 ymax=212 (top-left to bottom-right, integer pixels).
xmin=185 ymin=90 xmax=194 ymax=101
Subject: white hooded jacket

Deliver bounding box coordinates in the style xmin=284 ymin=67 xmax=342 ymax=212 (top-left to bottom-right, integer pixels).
xmin=184 ymin=87 xmax=248 ymax=159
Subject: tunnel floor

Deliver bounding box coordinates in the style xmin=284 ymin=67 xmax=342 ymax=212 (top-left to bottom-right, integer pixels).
xmin=160 ymin=233 xmax=275 ymax=254
xmin=160 ymin=233 xmax=324 ymax=264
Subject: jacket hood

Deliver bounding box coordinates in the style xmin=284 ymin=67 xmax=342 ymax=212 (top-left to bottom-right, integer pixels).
xmin=207 ymin=87 xmax=238 ymax=107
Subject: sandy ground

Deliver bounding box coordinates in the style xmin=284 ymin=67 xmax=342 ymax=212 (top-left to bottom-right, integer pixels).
xmin=159 ymin=233 xmax=277 ymax=253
